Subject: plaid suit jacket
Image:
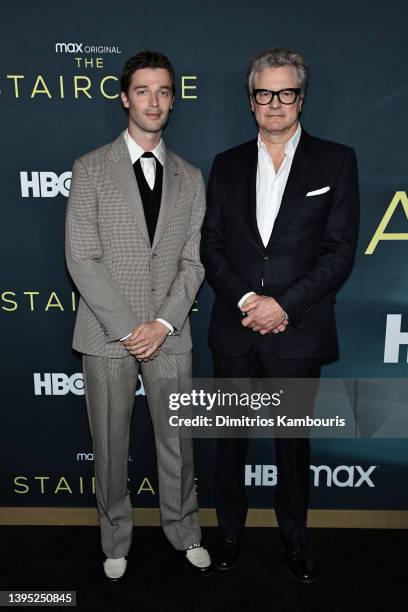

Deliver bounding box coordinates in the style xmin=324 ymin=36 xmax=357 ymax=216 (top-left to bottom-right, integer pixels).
xmin=65 ymin=131 xmax=205 ymax=357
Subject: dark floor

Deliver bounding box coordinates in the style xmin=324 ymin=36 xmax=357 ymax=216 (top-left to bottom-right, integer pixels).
xmin=0 ymin=526 xmax=405 ymax=611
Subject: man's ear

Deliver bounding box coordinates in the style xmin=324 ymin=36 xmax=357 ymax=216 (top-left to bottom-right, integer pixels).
xmin=250 ymin=97 xmax=255 ymax=113
xmin=170 ymin=96 xmax=175 ymax=110
xmin=120 ymin=91 xmax=129 ymax=108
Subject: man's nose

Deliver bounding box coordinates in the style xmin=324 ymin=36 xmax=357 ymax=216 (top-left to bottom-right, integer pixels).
xmin=269 ymin=93 xmax=281 ymax=108
xmin=149 ymin=92 xmax=159 ymax=106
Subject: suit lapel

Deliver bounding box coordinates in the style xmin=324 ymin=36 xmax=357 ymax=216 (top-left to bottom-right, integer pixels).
xmin=267 ymin=130 xmax=315 ymax=247
xmin=107 ymin=132 xmax=150 ymax=246
xmin=235 ymin=141 xmax=264 ymax=251
xmin=248 ymin=145 xmax=265 ymax=250
xmin=152 ymin=150 xmax=181 ymax=250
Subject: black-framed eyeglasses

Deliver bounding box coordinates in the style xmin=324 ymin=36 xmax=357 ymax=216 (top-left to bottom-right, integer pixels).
xmin=252 ymin=88 xmax=301 ymax=105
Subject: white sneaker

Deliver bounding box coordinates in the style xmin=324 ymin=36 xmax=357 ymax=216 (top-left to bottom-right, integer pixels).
xmin=103 ymin=557 xmax=127 ymax=580
xmin=185 ymin=543 xmax=212 ymax=574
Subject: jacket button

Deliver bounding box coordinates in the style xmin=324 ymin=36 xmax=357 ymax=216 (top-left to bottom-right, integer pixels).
xmin=262 ymin=254 xmax=269 ymax=260
xmin=151 ymin=288 xmax=155 ymax=292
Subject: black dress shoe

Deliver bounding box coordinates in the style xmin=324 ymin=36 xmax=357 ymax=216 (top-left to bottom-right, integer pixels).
xmin=280 ymin=536 xmax=317 ymax=583
xmin=212 ymin=535 xmax=240 ymax=571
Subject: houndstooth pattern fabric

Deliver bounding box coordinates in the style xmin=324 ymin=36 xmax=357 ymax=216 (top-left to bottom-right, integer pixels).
xmin=65 ymin=131 xmax=205 ymax=358
xmin=83 ymin=351 xmax=201 ymax=556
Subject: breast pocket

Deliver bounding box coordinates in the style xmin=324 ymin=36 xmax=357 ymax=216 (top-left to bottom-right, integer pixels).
xmin=301 ymin=191 xmax=331 ymax=222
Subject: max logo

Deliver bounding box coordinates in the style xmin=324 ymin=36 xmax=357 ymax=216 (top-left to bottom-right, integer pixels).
xmin=55 ymin=43 xmax=83 ymax=53
xmin=310 ymin=464 xmax=377 ymax=487
xmin=366 ymin=191 xmax=408 ymax=254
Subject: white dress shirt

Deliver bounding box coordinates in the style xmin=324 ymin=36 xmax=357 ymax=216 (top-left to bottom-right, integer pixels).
xmin=238 ymin=123 xmax=301 ymax=312
xmin=124 ymin=129 xmax=165 ymax=189
xmin=120 ymin=130 xmax=173 ymax=340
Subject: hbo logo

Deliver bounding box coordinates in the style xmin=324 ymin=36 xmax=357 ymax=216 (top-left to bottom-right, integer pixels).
xmin=20 ymin=171 xmax=72 ymax=198
xmin=34 ymin=373 xmax=84 ymax=396
xmin=33 ymin=373 xmax=146 ymax=396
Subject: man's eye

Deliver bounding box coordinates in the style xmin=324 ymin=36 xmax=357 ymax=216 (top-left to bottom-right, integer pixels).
xmin=137 ymin=90 xmax=147 ymax=95
xmin=159 ymin=90 xmax=170 ymax=96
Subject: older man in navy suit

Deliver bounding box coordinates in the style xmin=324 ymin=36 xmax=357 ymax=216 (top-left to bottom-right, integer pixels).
xmin=201 ymin=47 xmax=359 ymax=582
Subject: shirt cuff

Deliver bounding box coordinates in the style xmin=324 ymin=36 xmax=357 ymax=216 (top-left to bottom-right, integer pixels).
xmin=120 ymin=332 xmax=132 ymax=341
xmin=238 ymin=292 xmax=256 ymax=311
xmin=156 ymin=318 xmax=174 ymax=335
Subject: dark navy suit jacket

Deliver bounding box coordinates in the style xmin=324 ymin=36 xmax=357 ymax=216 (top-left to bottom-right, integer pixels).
xmin=201 ymin=129 xmax=359 ymax=360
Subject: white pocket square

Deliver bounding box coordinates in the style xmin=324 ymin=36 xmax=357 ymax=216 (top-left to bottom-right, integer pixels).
xmin=306 ymin=186 xmax=330 ymax=197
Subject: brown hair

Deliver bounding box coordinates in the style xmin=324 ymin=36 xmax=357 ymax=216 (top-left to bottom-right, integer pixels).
xmin=120 ymin=50 xmax=176 ymax=95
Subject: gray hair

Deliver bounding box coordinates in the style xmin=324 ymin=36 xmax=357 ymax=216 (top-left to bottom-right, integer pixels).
xmin=247 ymin=47 xmax=309 ymax=96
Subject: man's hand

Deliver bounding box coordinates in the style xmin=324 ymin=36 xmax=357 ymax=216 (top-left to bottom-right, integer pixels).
xmin=241 ymin=295 xmax=288 ymax=335
xmin=123 ymin=321 xmax=168 ymax=361
xmin=269 ymin=319 xmax=289 ymax=334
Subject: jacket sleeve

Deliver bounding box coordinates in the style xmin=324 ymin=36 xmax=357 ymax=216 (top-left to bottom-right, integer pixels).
xmin=201 ymin=156 xmax=253 ymax=313
xmin=155 ymin=169 xmax=206 ymax=332
xmin=65 ymin=158 xmax=138 ymax=342
xmin=277 ymin=148 xmax=360 ymax=326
